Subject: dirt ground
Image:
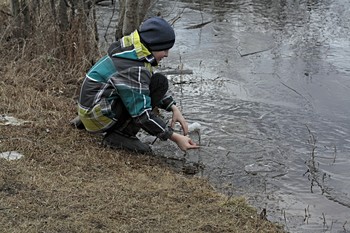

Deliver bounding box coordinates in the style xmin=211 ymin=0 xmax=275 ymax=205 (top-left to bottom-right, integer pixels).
xmin=0 ymin=2 xmax=284 ymax=232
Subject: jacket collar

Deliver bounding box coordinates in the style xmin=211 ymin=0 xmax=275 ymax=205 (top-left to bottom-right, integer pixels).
xmin=111 ymin=30 xmax=158 ymax=66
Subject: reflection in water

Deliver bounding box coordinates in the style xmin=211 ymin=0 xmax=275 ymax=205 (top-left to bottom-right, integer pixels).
xmin=96 ymin=1 xmax=350 ymax=232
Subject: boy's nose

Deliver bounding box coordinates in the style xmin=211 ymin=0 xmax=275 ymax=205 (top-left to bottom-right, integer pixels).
xmin=164 ymin=50 xmax=169 ymax=57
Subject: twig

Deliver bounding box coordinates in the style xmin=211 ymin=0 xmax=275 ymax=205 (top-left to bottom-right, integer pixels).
xmin=160 ymin=69 xmax=193 ymax=75
xmin=151 ymin=120 xmax=170 ymax=145
xmin=275 ymin=73 xmax=312 ymax=106
xmin=173 ymin=81 xmax=197 ymax=85
xmin=322 ymin=213 xmax=327 ymax=227
xmin=185 ymin=20 xmax=212 ymax=29
xmin=332 ymin=144 xmax=337 ymax=164
xmin=0 ymin=9 xmax=12 ymax=17
xmin=0 ymin=137 xmax=35 ymax=143
xmin=150 ymin=137 xmax=157 ymax=145
xmin=304 ymin=205 xmax=310 ymax=223
xmin=169 ymin=2 xmax=185 ymax=26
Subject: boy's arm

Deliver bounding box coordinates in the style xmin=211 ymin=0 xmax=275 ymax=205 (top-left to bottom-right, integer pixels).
xmin=113 ymin=67 xmax=174 ymax=140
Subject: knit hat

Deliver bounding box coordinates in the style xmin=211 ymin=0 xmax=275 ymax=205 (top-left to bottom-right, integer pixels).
xmin=139 ymin=17 xmax=175 ymax=51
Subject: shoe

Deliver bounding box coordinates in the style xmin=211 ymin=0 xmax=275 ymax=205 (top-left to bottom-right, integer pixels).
xmin=70 ymin=116 xmax=85 ymax=130
xmin=102 ymin=130 xmax=152 ymax=154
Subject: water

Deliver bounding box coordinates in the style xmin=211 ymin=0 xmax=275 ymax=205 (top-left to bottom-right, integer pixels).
xmin=96 ymin=1 xmax=350 ymax=232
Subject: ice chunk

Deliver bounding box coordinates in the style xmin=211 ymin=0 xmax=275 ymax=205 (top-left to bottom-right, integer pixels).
xmin=188 ymin=122 xmax=201 ymax=132
xmin=0 ymin=151 xmax=24 ymax=160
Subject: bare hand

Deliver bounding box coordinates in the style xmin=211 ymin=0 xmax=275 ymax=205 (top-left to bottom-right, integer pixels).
xmin=170 ymin=105 xmax=188 ymax=135
xmin=170 ymin=133 xmax=200 ymax=151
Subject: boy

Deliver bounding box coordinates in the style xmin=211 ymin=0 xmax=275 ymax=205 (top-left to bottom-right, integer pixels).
xmin=74 ymin=17 xmax=199 ymax=154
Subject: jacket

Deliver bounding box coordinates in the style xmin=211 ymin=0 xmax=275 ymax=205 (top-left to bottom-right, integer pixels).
xmin=78 ymin=30 xmax=175 ymax=141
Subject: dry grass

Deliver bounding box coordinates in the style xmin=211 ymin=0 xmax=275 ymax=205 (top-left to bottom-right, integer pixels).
xmin=0 ymin=3 xmax=285 ymax=233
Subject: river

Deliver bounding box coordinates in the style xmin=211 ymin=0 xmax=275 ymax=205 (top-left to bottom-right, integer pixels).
xmin=96 ymin=1 xmax=350 ymax=232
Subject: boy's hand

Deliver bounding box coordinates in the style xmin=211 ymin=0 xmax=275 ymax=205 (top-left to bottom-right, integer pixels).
xmin=170 ymin=105 xmax=188 ymax=135
xmin=170 ymin=133 xmax=200 ymax=151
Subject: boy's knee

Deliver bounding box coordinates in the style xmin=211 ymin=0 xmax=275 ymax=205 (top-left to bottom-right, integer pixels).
xmin=150 ymin=73 xmax=169 ymax=90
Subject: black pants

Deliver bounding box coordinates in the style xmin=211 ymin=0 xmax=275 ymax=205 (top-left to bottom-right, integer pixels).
xmin=108 ymin=73 xmax=169 ymax=136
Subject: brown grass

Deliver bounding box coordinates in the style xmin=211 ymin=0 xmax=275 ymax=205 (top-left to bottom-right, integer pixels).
xmin=0 ymin=3 xmax=285 ymax=233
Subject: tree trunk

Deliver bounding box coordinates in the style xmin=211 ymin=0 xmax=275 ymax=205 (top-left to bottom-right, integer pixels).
xmin=10 ymin=0 xmax=20 ymax=16
xmin=58 ymin=0 xmax=69 ymax=32
xmin=116 ymin=0 xmax=154 ymax=39
xmin=21 ymin=0 xmax=31 ymax=36
xmin=50 ymin=0 xmax=57 ymax=22
xmin=122 ymin=0 xmax=138 ymax=35
xmin=10 ymin=0 xmax=21 ymax=37
xmin=115 ymin=0 xmax=125 ymax=39
xmin=137 ymin=0 xmax=151 ymax=24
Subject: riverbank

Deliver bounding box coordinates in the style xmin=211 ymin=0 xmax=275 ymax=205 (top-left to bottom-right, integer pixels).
xmin=0 ymin=2 xmax=285 ymax=232
xmin=0 ymin=64 xmax=284 ymax=232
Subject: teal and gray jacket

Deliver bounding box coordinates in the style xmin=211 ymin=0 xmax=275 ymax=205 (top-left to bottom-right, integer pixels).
xmin=78 ymin=30 xmax=175 ymax=140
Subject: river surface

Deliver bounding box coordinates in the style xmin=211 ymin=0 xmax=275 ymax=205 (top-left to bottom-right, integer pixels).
xmin=96 ymin=1 xmax=350 ymax=232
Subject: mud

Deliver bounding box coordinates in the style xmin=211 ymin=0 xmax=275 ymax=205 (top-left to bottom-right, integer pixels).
xmin=96 ymin=1 xmax=350 ymax=232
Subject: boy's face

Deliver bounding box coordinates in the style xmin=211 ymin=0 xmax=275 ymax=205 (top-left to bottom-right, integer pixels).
xmin=152 ymin=50 xmax=169 ymax=63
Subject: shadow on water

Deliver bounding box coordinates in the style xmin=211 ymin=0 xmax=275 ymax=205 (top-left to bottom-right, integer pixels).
xmin=96 ymin=0 xmax=350 ymax=232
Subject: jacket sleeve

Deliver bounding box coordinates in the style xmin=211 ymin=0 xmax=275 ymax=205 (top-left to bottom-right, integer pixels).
xmin=157 ymin=94 xmax=176 ymax=111
xmin=111 ymin=66 xmax=173 ymax=140
xmin=134 ymin=110 xmax=174 ymax=141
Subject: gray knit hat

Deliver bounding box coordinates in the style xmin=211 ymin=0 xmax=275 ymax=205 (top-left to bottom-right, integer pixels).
xmin=139 ymin=17 xmax=175 ymax=51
